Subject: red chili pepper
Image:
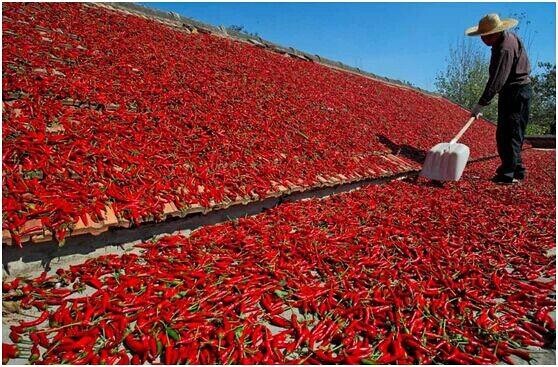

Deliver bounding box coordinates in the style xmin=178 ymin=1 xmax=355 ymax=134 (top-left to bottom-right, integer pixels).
xmin=99 ymin=348 xmax=110 ymax=364
xmin=445 ymin=347 xmax=473 ymax=364
xmin=376 ymin=336 xmax=396 ymax=364
xmin=535 ymin=307 xmax=556 ymax=331
xmin=80 ymin=275 xmax=103 ymax=289
xmin=403 ymin=334 xmax=430 ymax=356
xmin=19 ymin=310 xmax=49 ymax=328
xmin=131 ymin=354 xmax=142 ymax=365
xmin=58 ymin=335 xmax=95 ymax=352
xmin=269 ymin=315 xmax=291 ymax=328
xmin=2 ymin=343 xmax=19 ymax=364
xmin=116 ymin=350 xmax=130 ymax=364
xmin=124 ymin=334 xmax=149 ymax=355
xmin=164 ymin=343 xmax=179 ymax=364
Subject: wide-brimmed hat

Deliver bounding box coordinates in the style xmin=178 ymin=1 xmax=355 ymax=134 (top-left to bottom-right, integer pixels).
xmin=465 ymin=14 xmax=518 ymax=36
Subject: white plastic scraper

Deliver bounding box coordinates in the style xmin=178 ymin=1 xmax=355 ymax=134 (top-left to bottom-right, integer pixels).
xmin=420 ymin=116 xmax=477 ymax=181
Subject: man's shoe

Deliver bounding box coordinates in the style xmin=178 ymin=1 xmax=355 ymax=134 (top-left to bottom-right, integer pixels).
xmin=514 ymin=171 xmax=526 ymax=180
xmin=491 ymin=175 xmax=519 ymax=185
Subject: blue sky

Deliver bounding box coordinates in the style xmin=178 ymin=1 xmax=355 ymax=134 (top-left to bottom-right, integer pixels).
xmin=141 ymin=2 xmax=555 ymax=91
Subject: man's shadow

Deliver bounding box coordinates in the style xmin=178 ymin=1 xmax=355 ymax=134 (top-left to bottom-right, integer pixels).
xmin=377 ymin=134 xmax=427 ymax=165
xmin=377 ymin=135 xmax=446 ymax=187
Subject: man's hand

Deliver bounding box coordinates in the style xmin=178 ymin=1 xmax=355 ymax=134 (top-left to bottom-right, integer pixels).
xmin=470 ymin=104 xmax=483 ymax=118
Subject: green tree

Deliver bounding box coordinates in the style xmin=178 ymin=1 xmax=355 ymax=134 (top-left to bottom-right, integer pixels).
xmin=434 ymin=39 xmax=498 ymax=122
xmin=509 ymin=13 xmax=554 ymax=135
xmin=528 ymin=62 xmax=556 ymax=135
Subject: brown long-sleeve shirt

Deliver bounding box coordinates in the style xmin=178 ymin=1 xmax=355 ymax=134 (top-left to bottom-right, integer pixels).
xmin=478 ymin=31 xmax=531 ymax=106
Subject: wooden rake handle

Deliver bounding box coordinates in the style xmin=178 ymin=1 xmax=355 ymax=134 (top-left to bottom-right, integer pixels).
xmin=449 ymin=116 xmax=477 ymax=144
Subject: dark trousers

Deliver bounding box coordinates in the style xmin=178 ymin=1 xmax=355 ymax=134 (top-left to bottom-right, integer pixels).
xmin=496 ymin=83 xmax=532 ymax=179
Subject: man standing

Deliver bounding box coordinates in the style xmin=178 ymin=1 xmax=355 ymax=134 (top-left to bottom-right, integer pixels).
xmin=467 ymin=14 xmax=532 ymax=184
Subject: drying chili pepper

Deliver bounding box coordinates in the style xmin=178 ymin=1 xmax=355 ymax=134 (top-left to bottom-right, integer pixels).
xmin=124 ymin=335 xmax=149 ymax=355
xmin=2 ymin=343 xmax=19 ymax=364
xmin=2 ymin=0 xmax=507 ymax=247
xmin=19 ymin=310 xmax=49 ymax=328
xmin=269 ymin=315 xmax=291 ymax=328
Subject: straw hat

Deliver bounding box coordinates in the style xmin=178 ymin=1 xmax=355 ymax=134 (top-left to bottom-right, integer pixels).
xmin=465 ymin=14 xmax=518 ymax=36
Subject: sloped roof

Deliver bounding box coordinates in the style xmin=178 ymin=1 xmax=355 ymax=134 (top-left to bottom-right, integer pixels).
xmin=101 ymin=2 xmax=446 ymax=99
xmin=2 ymin=2 xmax=498 ymax=245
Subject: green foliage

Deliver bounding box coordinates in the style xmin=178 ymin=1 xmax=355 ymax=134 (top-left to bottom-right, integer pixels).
xmin=434 ymin=39 xmax=498 ymax=122
xmin=530 ymin=62 xmax=556 ymax=134
xmin=526 ymin=124 xmax=550 ymax=136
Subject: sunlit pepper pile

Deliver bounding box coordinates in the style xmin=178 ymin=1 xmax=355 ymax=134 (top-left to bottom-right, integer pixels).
xmin=2 ymin=2 xmax=500 ymax=245
xmin=3 ymin=150 xmax=555 ymax=364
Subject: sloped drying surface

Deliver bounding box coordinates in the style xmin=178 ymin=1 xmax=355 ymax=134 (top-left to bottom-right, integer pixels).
xmin=3 ymin=2 xmax=497 ymax=244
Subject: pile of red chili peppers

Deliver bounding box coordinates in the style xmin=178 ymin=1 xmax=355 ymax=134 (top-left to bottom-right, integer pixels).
xmin=2 ymin=150 xmax=555 ymax=364
xmin=2 ymin=2 xmax=501 ymax=245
